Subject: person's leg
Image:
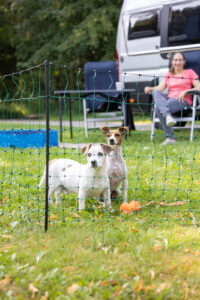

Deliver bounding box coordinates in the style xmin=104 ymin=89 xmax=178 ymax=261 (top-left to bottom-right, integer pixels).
xmin=153 ymin=90 xmax=175 ymax=139
xmin=153 ymin=90 xmax=170 ymax=116
xmin=167 ymin=98 xmax=190 ymax=115
xmin=155 ymin=106 xmax=175 ymax=139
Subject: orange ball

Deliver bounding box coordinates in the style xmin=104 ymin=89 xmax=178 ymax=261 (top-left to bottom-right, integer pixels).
xmin=129 ymin=200 xmax=140 ymax=211
xmin=120 ymin=203 xmax=132 ymax=214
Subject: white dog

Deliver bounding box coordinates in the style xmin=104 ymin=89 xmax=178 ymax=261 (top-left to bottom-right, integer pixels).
xmin=39 ymin=143 xmax=113 ymax=209
xmin=101 ymin=126 xmax=128 ymax=202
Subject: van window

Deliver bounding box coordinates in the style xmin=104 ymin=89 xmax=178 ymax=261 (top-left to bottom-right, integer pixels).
xmin=168 ymin=2 xmax=200 ymax=46
xmin=128 ymin=10 xmax=159 ymax=40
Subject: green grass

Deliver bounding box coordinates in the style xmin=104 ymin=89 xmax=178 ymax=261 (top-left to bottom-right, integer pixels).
xmin=1 ymin=124 xmax=200 ymax=299
xmin=1 ymin=222 xmax=200 ymax=299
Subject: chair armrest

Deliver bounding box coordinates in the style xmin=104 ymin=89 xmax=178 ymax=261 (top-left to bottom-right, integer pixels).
xmin=187 ymin=90 xmax=200 ymax=108
xmin=187 ymin=90 xmax=200 ymax=96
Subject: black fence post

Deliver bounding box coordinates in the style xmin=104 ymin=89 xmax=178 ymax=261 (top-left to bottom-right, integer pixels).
xmin=59 ymin=96 xmax=63 ymax=143
xmin=45 ymin=60 xmax=50 ymax=232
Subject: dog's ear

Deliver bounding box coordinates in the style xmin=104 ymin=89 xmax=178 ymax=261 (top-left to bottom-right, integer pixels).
xmin=100 ymin=143 xmax=113 ymax=155
xmin=100 ymin=126 xmax=110 ymax=135
xmin=82 ymin=144 xmax=92 ymax=155
xmin=118 ymin=127 xmax=129 ymax=135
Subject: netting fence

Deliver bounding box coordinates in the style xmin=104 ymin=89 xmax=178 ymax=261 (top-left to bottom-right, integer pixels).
xmin=0 ymin=61 xmax=200 ymax=231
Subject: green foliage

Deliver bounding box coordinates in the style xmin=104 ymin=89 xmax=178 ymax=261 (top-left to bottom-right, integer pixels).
xmin=6 ymin=0 xmax=122 ymax=70
xmin=0 ymin=1 xmax=16 ymax=74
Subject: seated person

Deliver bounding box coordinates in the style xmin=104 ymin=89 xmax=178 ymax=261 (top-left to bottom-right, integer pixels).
xmin=144 ymin=52 xmax=200 ymax=145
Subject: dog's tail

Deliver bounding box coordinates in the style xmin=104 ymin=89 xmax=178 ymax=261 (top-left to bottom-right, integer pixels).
xmin=39 ymin=167 xmax=46 ymax=188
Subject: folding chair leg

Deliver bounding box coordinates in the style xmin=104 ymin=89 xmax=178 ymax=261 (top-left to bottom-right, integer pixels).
xmin=151 ymin=106 xmax=156 ymax=141
xmin=83 ymin=99 xmax=88 ymax=138
xmin=190 ymin=108 xmax=196 ymax=142
xmin=122 ymin=99 xmax=125 ymax=126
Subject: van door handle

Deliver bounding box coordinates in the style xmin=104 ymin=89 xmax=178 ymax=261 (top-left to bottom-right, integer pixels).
xmin=155 ymin=45 xmax=160 ymax=49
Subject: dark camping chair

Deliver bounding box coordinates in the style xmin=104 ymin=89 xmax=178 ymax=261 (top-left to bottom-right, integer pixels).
xmin=83 ymin=61 xmax=124 ymax=137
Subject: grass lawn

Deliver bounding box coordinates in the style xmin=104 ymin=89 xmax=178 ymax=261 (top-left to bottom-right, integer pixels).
xmin=1 ymin=123 xmax=200 ymax=299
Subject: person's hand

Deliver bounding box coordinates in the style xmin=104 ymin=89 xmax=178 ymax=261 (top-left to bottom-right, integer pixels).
xmin=177 ymin=90 xmax=187 ymax=102
xmin=144 ymin=86 xmax=152 ymax=94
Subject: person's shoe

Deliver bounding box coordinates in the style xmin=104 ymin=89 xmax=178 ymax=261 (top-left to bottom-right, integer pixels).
xmin=166 ymin=114 xmax=176 ymax=127
xmin=162 ymin=138 xmax=177 ymax=145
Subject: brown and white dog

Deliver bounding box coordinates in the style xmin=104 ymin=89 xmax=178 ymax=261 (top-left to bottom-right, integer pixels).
xmin=101 ymin=126 xmax=128 ymax=202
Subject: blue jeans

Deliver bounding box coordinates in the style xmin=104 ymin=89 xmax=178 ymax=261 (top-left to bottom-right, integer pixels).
xmin=153 ymin=90 xmax=190 ymax=139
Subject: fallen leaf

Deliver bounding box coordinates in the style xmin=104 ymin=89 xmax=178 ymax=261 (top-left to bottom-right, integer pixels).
xmin=100 ymin=280 xmax=117 ymax=287
xmin=184 ymin=248 xmax=200 ymax=256
xmin=0 ymin=244 xmax=13 ymax=252
xmin=37 ymin=222 xmax=44 ymax=226
xmin=169 ymin=264 xmax=177 ymax=271
xmin=0 ymin=275 xmax=11 ymax=289
xmin=84 ymin=241 xmax=90 ymax=246
xmin=150 ymin=269 xmax=155 ymax=281
xmin=79 ymin=221 xmax=85 ymax=225
xmin=1 ymin=235 xmax=13 ymax=239
xmin=142 ymin=284 xmax=156 ymax=291
xmin=159 ymin=201 xmax=185 ymax=206
xmin=40 ymin=291 xmax=48 ymax=300
xmin=122 ymin=274 xmax=131 ymax=280
xmin=69 ymin=212 xmax=79 ymax=218
xmin=112 ymin=285 xmax=122 ymax=298
xmin=134 ymin=279 xmax=143 ymax=292
xmin=153 ymin=244 xmax=164 ymax=252
xmin=132 ymin=270 xmax=139 ymax=276
xmin=131 ymin=228 xmax=139 ymax=233
xmin=108 ymin=280 xmax=117 ymax=286
xmin=2 ymin=197 xmax=9 ymax=203
xmin=156 ymin=282 xmax=172 ymax=294
xmin=182 ymin=280 xmax=189 ymax=299
xmin=49 ymin=215 xmax=57 ymax=220
xmin=88 ymin=281 xmax=94 ymax=291
xmin=67 ymin=283 xmax=79 ymax=295
xmin=100 ymin=280 xmax=108 ymax=287
xmin=65 ymin=266 xmax=76 ymax=272
xmin=29 ymin=282 xmax=39 ymax=299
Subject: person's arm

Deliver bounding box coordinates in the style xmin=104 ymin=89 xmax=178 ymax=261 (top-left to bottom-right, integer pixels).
xmin=144 ymin=79 xmax=167 ymax=94
xmin=178 ymin=78 xmax=200 ymax=101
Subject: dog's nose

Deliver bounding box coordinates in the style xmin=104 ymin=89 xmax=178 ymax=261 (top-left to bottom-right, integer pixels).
xmin=109 ymin=138 xmax=115 ymax=145
xmin=91 ymin=160 xmax=97 ymax=168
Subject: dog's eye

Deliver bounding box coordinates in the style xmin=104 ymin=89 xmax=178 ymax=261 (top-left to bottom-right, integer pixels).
xmin=115 ymin=134 xmax=120 ymax=137
xmin=98 ymin=152 xmax=103 ymax=157
xmin=107 ymin=134 xmax=110 ymax=137
xmin=87 ymin=153 xmax=92 ymax=157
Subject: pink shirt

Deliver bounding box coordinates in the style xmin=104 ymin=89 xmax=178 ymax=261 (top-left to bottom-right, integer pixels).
xmin=164 ymin=69 xmax=199 ymax=105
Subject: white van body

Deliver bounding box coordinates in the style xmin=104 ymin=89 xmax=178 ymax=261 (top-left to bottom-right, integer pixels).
xmin=116 ymin=0 xmax=200 ymax=112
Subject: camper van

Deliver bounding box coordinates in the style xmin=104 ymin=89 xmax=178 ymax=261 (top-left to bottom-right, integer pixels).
xmin=116 ymin=0 xmax=200 ymax=112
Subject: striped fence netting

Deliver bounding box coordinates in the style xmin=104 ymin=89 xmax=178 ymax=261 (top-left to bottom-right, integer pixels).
xmin=0 ymin=61 xmax=200 ymax=231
